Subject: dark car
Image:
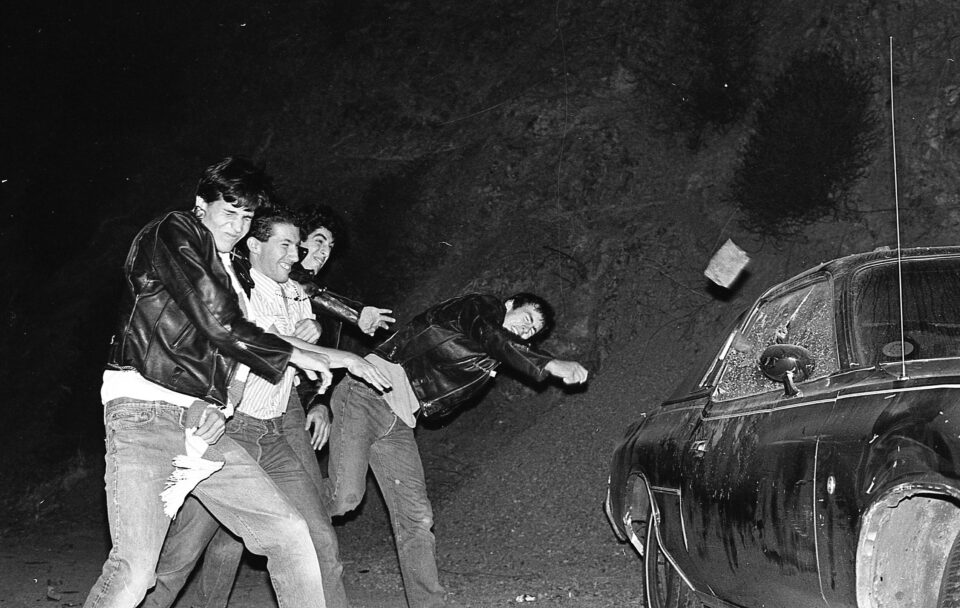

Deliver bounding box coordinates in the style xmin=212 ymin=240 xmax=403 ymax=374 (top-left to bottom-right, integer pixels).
xmin=605 ymin=246 xmax=960 ymax=608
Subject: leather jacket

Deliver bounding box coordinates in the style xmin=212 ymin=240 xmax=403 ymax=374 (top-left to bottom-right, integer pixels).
xmin=374 ymin=294 xmax=554 ymax=417
xmin=107 ymin=210 xmax=292 ymax=406
xmin=288 ymin=266 xmax=364 ymax=349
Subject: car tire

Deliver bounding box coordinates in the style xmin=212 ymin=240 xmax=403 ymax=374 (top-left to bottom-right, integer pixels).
xmin=643 ymin=516 xmax=701 ymax=608
xmin=939 ymin=530 xmax=960 ymax=607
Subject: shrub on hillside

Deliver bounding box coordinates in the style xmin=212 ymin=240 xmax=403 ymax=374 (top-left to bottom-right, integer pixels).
xmin=732 ymin=51 xmax=878 ymax=235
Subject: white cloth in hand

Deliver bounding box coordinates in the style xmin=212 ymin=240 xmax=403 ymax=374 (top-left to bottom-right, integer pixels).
xmin=159 ymin=428 xmax=224 ymax=519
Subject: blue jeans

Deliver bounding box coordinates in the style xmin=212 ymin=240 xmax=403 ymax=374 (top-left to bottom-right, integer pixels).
xmin=83 ymin=399 xmax=325 ymax=608
xmin=145 ymin=401 xmax=347 ymax=608
xmin=328 ymin=377 xmax=445 ymax=608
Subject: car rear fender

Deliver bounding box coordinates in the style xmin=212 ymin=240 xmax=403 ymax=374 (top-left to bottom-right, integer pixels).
xmin=631 ymin=472 xmax=713 ymax=601
xmin=857 ymin=480 xmax=960 ymax=608
xmin=605 ymin=413 xmax=652 ymax=542
xmin=604 ymin=472 xmax=653 ymax=554
xmin=610 ymin=473 xmax=698 ymax=584
xmin=610 ymin=472 xmax=687 ymax=560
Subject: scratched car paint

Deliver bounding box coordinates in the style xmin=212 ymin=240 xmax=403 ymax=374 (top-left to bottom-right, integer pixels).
xmin=605 ymin=246 xmax=960 ymax=608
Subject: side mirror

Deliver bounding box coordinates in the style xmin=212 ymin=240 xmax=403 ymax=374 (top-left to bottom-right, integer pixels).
xmin=759 ymin=344 xmax=815 ymax=397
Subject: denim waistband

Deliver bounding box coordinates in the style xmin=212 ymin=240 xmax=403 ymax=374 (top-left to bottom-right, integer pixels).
xmin=103 ymin=397 xmax=205 ymax=427
xmin=230 ymin=409 xmax=285 ymax=431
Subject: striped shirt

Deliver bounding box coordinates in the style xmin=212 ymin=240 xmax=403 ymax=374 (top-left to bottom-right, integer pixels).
xmin=237 ymin=267 xmax=315 ymax=419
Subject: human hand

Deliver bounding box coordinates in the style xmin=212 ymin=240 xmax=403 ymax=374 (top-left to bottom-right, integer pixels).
xmin=345 ymin=354 xmax=392 ymax=392
xmin=358 ymin=307 xmax=395 ymax=336
xmin=293 ymin=319 xmax=322 ymax=343
xmin=305 ymin=405 xmax=331 ymax=450
xmin=291 ymin=349 xmax=334 ymax=394
xmin=192 ymin=406 xmax=226 ymax=444
xmin=544 ymin=360 xmax=589 ymax=385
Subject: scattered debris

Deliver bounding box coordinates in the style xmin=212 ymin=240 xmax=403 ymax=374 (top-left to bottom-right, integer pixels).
xmin=46 ymin=579 xmax=62 ymax=601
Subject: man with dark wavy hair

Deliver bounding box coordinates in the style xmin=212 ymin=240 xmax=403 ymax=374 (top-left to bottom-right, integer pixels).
xmin=321 ymin=291 xmax=589 ymax=607
xmin=83 ymin=157 xmax=334 ymax=608
xmin=294 ymin=204 xmax=395 ymax=338
xmin=286 ymin=204 xmax=396 ymax=454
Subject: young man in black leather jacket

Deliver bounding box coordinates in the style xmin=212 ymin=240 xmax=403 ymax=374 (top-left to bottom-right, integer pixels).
xmin=83 ymin=157 xmax=334 ymax=608
xmin=317 ymin=292 xmax=588 ymax=608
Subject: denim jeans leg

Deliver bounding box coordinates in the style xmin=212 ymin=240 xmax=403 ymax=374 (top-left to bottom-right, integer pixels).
xmin=190 ymin=429 xmax=326 ymax=608
xmin=278 ymin=401 xmax=351 ymax=608
xmin=283 ymin=392 xmax=325 ymax=493
xmin=193 ymin=525 xmax=245 ymax=608
xmin=263 ymin=414 xmax=349 ymax=608
xmin=327 ymin=378 xmax=390 ymax=516
xmin=142 ymin=496 xmax=223 ymax=608
xmin=184 ymin=415 xmax=257 ymax=608
xmin=369 ymin=420 xmax=445 ymax=608
xmin=83 ymin=400 xmax=184 ymax=608
xmin=196 ymin=412 xmax=348 ymax=608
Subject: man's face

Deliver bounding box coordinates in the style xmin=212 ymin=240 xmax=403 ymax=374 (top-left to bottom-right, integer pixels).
xmin=300 ymin=226 xmax=335 ymax=273
xmin=197 ymin=197 xmax=254 ymax=253
xmin=249 ymin=222 xmax=301 ymax=283
xmin=502 ymin=302 xmax=545 ymax=341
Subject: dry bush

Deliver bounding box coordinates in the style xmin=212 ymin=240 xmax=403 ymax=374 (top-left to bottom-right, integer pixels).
xmin=732 ymin=51 xmax=879 ymax=235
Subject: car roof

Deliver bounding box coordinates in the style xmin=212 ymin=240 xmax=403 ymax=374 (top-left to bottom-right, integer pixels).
xmin=759 ymin=245 xmax=960 ymax=300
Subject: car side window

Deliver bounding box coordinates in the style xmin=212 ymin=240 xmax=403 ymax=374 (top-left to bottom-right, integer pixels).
xmin=852 ymin=257 xmax=960 ymax=366
xmin=714 ymin=279 xmax=838 ymax=401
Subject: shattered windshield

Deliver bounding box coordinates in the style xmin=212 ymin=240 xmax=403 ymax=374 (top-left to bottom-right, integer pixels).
xmin=851 ymin=257 xmax=960 ymax=367
xmin=715 ymin=279 xmax=838 ymax=401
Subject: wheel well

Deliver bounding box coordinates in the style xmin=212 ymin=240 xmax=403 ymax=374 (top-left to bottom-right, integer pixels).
xmin=624 ymin=474 xmax=652 ymax=555
xmin=858 ymin=489 xmax=960 ymax=608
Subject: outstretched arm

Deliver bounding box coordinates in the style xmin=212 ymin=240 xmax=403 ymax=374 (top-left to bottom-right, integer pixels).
xmin=310 ymin=288 xmax=395 ymax=336
xmin=288 ymin=348 xmax=335 ymax=394
xmin=282 ymin=335 xmax=392 ymax=392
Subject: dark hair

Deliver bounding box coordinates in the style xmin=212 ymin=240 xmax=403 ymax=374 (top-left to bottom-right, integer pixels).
xmin=196 ymin=156 xmax=274 ymax=211
xmin=247 ymin=204 xmax=300 ymax=243
xmin=507 ymin=292 xmax=555 ymax=337
xmin=297 ymin=204 xmax=344 ymax=246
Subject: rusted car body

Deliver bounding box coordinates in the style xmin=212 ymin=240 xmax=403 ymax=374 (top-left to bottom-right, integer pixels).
xmin=605 ymin=246 xmax=960 ymax=608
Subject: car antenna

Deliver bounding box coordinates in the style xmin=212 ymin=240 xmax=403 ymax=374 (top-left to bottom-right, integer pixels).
xmin=889 ymin=36 xmax=908 ymax=381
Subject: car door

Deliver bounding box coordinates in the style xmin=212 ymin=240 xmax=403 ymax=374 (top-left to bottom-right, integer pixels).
xmin=814 ymin=255 xmax=960 ymax=607
xmin=680 ymin=277 xmax=839 ymax=607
